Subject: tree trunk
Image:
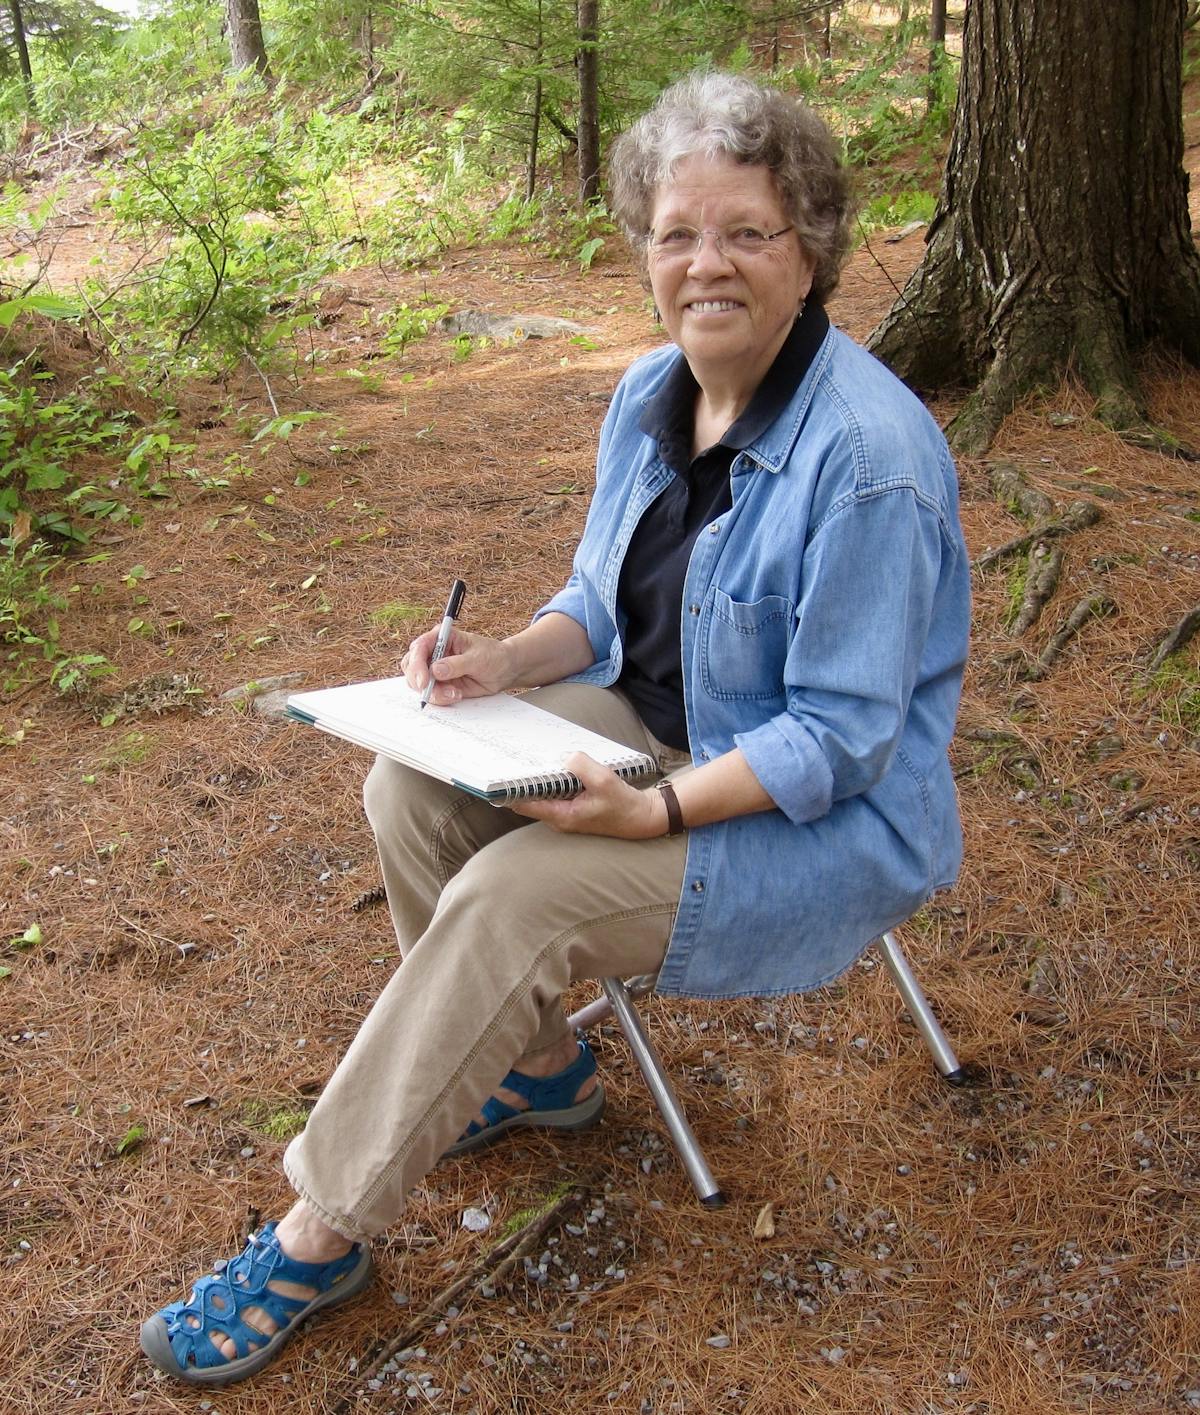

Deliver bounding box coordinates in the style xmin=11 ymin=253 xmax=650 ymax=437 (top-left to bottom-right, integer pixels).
xmin=525 ymin=0 xmax=543 ymax=205
xmin=360 ymin=5 xmax=377 ymax=91
xmin=8 ymin=0 xmax=36 ymax=113
xmin=577 ymin=0 xmax=600 ymax=207
xmin=526 ymin=74 xmax=542 ymax=204
xmin=869 ymin=0 xmax=1200 ymax=455
xmin=225 ymin=0 xmax=271 ymax=80
xmin=927 ymin=0 xmax=947 ymax=111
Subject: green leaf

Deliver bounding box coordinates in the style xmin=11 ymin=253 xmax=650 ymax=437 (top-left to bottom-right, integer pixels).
xmin=9 ymin=923 xmax=42 ymax=950
xmin=116 ymin=1123 xmax=147 ymax=1156
xmin=578 ymin=236 xmax=605 ymax=272
xmin=0 ymin=294 xmax=81 ymax=328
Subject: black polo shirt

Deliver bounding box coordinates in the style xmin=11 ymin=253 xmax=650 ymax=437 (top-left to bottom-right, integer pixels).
xmin=616 ymin=303 xmax=830 ymax=750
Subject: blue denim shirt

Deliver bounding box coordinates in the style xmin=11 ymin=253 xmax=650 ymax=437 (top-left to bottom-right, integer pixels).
xmin=536 ymin=325 xmax=969 ymax=998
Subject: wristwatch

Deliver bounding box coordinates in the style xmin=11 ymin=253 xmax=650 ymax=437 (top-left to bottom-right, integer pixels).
xmin=655 ymin=779 xmax=686 ymax=837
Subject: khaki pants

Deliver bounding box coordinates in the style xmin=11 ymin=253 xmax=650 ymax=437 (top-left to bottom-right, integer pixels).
xmin=284 ymin=683 xmax=690 ymax=1239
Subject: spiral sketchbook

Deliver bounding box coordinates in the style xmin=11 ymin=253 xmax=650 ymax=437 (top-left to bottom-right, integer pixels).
xmin=286 ymin=676 xmax=656 ymax=804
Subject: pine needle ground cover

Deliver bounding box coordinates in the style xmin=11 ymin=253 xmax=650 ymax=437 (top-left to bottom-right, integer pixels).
xmin=4 ymin=201 xmax=1199 ymax=1415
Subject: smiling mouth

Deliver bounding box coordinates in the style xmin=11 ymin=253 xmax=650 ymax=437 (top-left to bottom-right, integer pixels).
xmin=686 ymin=300 xmax=743 ymax=313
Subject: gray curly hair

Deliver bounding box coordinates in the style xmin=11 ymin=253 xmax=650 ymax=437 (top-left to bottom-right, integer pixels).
xmin=609 ymin=71 xmax=854 ymax=303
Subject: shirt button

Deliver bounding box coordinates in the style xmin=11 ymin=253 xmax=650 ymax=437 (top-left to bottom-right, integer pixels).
xmin=708 ymin=522 xmax=720 ymax=535
xmin=691 ymin=880 xmax=705 ymax=893
xmin=699 ymin=750 xmax=709 ymax=760
xmin=688 ymin=603 xmax=700 ymax=615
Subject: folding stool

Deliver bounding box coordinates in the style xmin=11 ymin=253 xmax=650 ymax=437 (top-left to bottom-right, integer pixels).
xmin=566 ymin=928 xmax=967 ymax=1207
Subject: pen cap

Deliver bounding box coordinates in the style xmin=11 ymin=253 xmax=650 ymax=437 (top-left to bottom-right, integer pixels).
xmin=445 ymin=579 xmax=467 ymax=618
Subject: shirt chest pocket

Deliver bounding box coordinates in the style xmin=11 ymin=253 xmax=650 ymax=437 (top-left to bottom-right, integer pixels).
xmin=698 ymin=588 xmax=794 ymax=702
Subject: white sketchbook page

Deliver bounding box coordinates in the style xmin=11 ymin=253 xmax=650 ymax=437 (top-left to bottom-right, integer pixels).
xmin=288 ymin=677 xmax=650 ymax=791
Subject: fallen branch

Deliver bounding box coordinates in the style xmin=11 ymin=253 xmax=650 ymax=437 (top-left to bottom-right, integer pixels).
xmin=1010 ymin=545 xmax=1063 ymax=636
xmin=884 ymin=219 xmax=926 ymax=244
xmin=1146 ymin=604 xmax=1200 ymax=673
xmin=1024 ymin=593 xmax=1116 ymax=680
xmin=975 ymin=500 xmax=1101 ymax=572
xmin=334 ymin=1177 xmax=594 ymax=1411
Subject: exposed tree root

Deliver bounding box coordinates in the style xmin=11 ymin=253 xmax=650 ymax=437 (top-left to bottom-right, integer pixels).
xmin=990 ymin=462 xmax=1054 ymax=521
xmin=975 ymin=500 xmax=1102 ymax=572
xmin=1146 ymin=604 xmax=1200 ymax=673
xmin=1119 ymin=424 xmax=1200 ymax=461
xmin=1011 ymin=546 xmax=1063 ymax=637
xmin=1024 ymin=593 xmax=1117 ymax=681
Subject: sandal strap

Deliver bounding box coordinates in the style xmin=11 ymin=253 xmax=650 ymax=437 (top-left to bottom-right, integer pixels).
xmin=454 ymin=1039 xmax=598 ymax=1144
xmin=494 ymin=1038 xmax=596 ymax=1108
xmin=159 ymin=1222 xmax=364 ymax=1371
xmin=460 ymin=1092 xmax=523 ymax=1139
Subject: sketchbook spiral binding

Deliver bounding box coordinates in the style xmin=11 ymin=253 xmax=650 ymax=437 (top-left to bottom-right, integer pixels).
xmin=483 ymin=757 xmax=654 ymax=805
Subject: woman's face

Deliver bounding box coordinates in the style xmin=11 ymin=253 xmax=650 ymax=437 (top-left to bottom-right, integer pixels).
xmin=647 ymin=152 xmax=816 ymax=388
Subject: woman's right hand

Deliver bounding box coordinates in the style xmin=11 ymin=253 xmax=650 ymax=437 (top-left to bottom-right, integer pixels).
xmin=402 ymin=628 xmax=517 ymax=705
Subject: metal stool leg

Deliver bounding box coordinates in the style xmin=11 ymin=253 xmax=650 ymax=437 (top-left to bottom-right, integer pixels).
xmin=568 ymin=978 xmax=725 ymax=1207
xmin=877 ymin=930 xmax=967 ymax=1085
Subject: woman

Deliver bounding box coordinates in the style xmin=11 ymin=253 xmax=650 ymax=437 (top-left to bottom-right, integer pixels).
xmin=140 ymin=71 xmax=969 ymax=1386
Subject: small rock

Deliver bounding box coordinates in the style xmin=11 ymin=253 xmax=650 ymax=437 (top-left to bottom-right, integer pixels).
xmin=252 ymin=689 xmax=298 ymax=720
xmin=705 ymin=1334 xmax=731 ymax=1349
xmin=221 ymin=673 xmax=305 ymax=703
xmin=821 ymin=1346 xmax=846 ymax=1364
xmin=753 ymin=1202 xmax=776 ymax=1239
xmin=461 ymin=1206 xmax=491 ymax=1232
xmin=1089 ymin=732 xmax=1125 ymax=762
xmin=437 ymin=310 xmax=593 ymax=340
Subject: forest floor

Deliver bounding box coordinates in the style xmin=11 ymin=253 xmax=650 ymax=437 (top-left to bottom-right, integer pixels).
xmin=5 ymin=120 xmax=1200 ymax=1415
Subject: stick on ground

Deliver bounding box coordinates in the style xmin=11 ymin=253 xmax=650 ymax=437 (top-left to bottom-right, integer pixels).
xmin=333 ymin=1177 xmax=596 ymax=1411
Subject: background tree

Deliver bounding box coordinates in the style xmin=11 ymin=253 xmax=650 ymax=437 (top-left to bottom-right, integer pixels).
xmin=226 ymin=0 xmax=270 ymax=79
xmin=868 ymin=0 xmax=1200 ymax=454
xmin=576 ymin=0 xmax=599 ymax=206
xmin=927 ymin=0 xmax=946 ymax=110
xmin=387 ymin=0 xmax=749 ymax=208
xmin=7 ymin=0 xmax=35 ymax=111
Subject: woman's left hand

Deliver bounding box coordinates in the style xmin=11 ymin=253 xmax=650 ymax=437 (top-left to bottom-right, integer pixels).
xmin=513 ymin=753 xmax=668 ymax=839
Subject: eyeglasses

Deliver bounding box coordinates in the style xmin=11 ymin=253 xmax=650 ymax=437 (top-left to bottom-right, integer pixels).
xmin=647 ymin=224 xmax=794 ymax=261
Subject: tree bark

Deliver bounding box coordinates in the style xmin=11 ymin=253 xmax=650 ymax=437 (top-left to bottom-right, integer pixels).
xmin=8 ymin=0 xmax=36 ymax=113
xmin=577 ymin=0 xmax=600 ymax=207
xmin=868 ymin=0 xmax=1200 ymax=454
xmin=225 ymin=0 xmax=271 ymax=81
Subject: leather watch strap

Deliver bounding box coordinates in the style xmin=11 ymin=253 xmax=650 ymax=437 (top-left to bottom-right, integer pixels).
xmin=655 ymin=779 xmax=686 ymax=837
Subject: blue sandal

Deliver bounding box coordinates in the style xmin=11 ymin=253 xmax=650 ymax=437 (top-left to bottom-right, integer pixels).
xmin=139 ymin=1220 xmax=373 ymax=1386
xmin=444 ymin=1037 xmax=605 ymax=1158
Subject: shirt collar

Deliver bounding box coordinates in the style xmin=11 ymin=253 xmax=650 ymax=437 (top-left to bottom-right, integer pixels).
xmin=639 ymin=301 xmax=831 ymax=474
